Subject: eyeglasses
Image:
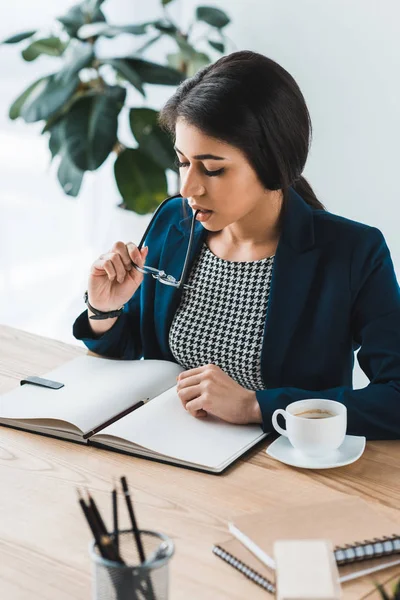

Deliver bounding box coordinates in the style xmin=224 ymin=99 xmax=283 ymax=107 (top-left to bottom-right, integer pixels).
xmin=131 ymin=196 xmax=199 ymax=291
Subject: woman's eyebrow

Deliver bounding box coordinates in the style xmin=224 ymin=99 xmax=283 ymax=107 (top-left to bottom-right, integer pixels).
xmin=174 ymin=146 xmax=226 ymax=160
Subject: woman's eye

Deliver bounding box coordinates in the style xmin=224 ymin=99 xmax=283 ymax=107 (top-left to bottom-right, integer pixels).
xmin=175 ymin=158 xmax=189 ymax=168
xmin=175 ymin=158 xmax=224 ymax=177
xmin=204 ymin=168 xmax=225 ymax=177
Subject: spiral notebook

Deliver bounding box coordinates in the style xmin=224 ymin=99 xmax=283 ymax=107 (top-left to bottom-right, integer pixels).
xmin=213 ymin=497 xmax=400 ymax=594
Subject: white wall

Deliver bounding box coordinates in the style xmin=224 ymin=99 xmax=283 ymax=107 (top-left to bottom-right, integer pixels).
xmin=181 ymin=0 xmax=400 ymax=271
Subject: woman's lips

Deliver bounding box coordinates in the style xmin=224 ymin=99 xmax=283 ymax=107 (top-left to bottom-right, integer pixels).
xmin=194 ymin=208 xmax=213 ymax=222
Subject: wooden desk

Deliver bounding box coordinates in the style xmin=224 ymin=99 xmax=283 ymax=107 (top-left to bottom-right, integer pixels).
xmin=0 ymin=325 xmax=399 ymax=600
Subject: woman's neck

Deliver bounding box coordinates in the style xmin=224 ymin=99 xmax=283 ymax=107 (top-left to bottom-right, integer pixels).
xmin=207 ymin=190 xmax=284 ymax=262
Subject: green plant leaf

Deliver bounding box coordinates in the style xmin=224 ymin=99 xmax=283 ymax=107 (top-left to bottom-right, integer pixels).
xmin=114 ymin=148 xmax=168 ymax=213
xmin=105 ymin=59 xmax=145 ymax=96
xmin=57 ymin=3 xmax=105 ymax=38
xmin=187 ymin=51 xmax=210 ymax=77
xmin=8 ymin=76 xmax=49 ymax=120
xmin=78 ymin=22 xmax=148 ymax=39
xmin=48 ymin=121 xmax=64 ymax=158
xmin=55 ymin=40 xmax=94 ymax=83
xmin=22 ymin=37 xmax=66 ymax=61
xmin=152 ymin=19 xmax=178 ymax=34
xmin=129 ymin=108 xmax=176 ymax=172
xmin=21 ymin=74 xmax=80 ymax=123
xmin=196 ymin=6 xmax=230 ymax=29
xmin=85 ymin=0 xmax=106 ymax=11
xmin=161 ymin=0 xmax=175 ymax=5
xmin=166 ymin=52 xmax=185 ymax=71
xmin=170 ymin=33 xmax=197 ymax=60
xmin=57 ymin=151 xmax=84 ymax=196
xmin=63 ymin=86 xmax=126 ymax=171
xmin=2 ymin=30 xmax=37 ymax=44
xmin=121 ymin=57 xmax=184 ymax=85
xmin=208 ymin=39 xmax=224 ymax=53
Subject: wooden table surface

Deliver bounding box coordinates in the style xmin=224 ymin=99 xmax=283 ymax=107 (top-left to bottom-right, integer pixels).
xmin=0 ymin=324 xmax=399 ymax=599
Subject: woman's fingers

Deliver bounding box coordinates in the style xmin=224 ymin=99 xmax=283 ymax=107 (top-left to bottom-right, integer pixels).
xmin=91 ymin=241 xmax=149 ymax=282
xmin=177 ymin=383 xmax=202 ymax=406
xmin=111 ymin=241 xmax=133 ymax=271
xmin=92 ymin=252 xmax=127 ymax=283
xmin=185 ymin=396 xmax=205 ymax=416
xmin=176 ymin=374 xmax=202 ymax=390
xmin=126 ymin=242 xmax=147 ymax=269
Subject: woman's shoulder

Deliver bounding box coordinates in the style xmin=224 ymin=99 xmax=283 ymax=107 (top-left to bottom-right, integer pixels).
xmin=312 ymin=208 xmax=384 ymax=247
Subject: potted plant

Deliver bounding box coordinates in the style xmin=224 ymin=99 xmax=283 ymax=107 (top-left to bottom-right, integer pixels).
xmin=1 ymin=0 xmax=232 ymax=213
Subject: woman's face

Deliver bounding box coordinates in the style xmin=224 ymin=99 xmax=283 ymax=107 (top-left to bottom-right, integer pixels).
xmin=175 ymin=118 xmax=270 ymax=232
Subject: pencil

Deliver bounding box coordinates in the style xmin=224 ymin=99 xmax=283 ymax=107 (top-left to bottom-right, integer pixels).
xmin=87 ymin=489 xmax=122 ymax=563
xmin=87 ymin=490 xmax=108 ymax=536
xmin=77 ymin=489 xmax=109 ymax=559
xmin=120 ymin=476 xmax=156 ymax=600
xmin=112 ymin=482 xmax=119 ymax=553
xmin=120 ymin=476 xmax=146 ymax=562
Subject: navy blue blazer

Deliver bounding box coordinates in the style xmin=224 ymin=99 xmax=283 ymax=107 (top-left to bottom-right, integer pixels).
xmin=74 ymin=188 xmax=400 ymax=439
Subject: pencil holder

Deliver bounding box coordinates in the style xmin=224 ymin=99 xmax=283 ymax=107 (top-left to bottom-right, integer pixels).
xmin=90 ymin=529 xmax=174 ymax=600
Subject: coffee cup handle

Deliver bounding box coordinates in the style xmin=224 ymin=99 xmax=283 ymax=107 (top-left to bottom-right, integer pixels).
xmin=272 ymin=409 xmax=288 ymax=437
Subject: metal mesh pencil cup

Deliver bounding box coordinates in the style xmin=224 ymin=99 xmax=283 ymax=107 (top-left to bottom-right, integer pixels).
xmin=90 ymin=529 xmax=174 ymax=600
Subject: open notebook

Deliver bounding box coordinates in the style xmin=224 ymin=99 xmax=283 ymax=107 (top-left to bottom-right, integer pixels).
xmin=213 ymin=496 xmax=400 ymax=593
xmin=0 ymin=355 xmax=267 ymax=473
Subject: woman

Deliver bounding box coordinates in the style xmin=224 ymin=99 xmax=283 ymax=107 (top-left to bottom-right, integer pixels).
xmin=73 ymin=51 xmax=400 ymax=439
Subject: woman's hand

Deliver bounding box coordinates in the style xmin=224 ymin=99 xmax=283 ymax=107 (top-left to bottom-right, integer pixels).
xmin=176 ymin=364 xmax=262 ymax=425
xmin=88 ymin=242 xmax=148 ymax=312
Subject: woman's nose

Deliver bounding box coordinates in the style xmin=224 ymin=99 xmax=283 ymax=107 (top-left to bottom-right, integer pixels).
xmin=180 ymin=168 xmax=205 ymax=198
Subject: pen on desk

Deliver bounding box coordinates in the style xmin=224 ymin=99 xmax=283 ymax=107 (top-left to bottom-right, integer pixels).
xmin=77 ymin=489 xmax=109 ymax=560
xmin=86 ymin=489 xmax=122 ymax=563
xmin=120 ymin=476 xmax=156 ymax=600
xmin=120 ymin=476 xmax=146 ymax=563
xmin=83 ymin=398 xmax=150 ymax=439
xmin=86 ymin=489 xmax=108 ymax=536
xmin=112 ymin=480 xmax=119 ymax=553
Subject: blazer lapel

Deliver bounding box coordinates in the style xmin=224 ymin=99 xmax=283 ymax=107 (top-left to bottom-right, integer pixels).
xmin=261 ymin=188 xmax=320 ymax=387
xmin=155 ymin=217 xmax=206 ymax=359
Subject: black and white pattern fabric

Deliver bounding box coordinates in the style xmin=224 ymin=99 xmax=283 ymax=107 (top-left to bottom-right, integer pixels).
xmin=169 ymin=243 xmax=274 ymax=391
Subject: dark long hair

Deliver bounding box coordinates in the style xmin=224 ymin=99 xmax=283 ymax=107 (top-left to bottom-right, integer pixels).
xmin=159 ymin=50 xmax=325 ymax=210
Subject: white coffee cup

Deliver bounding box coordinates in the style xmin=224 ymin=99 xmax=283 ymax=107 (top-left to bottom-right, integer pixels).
xmin=271 ymin=399 xmax=347 ymax=458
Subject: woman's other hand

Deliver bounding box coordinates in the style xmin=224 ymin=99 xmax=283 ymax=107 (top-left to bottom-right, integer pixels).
xmin=176 ymin=364 xmax=262 ymax=425
xmin=88 ymin=242 xmax=148 ymax=312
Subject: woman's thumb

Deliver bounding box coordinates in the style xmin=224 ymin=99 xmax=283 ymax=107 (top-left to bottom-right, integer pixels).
xmin=140 ymin=245 xmax=149 ymax=263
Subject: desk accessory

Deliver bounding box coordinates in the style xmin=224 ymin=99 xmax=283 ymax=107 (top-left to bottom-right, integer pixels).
xmin=271 ymin=399 xmax=347 ymax=457
xmin=266 ymin=434 xmax=366 ymax=469
xmin=0 ymin=355 xmax=267 ymax=473
xmin=20 ymin=375 xmax=64 ymax=389
xmin=213 ymin=497 xmax=400 ymax=594
xmin=78 ymin=476 xmax=174 ymax=599
xmin=274 ymin=540 xmax=342 ymax=600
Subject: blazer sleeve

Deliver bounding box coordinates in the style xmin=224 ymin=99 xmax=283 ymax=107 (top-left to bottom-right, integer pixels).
xmin=72 ymin=290 xmax=142 ymax=359
xmin=256 ymin=227 xmax=400 ymax=440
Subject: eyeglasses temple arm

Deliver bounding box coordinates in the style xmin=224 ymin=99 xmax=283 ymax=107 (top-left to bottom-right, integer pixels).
xmin=178 ymin=209 xmax=200 ymax=288
xmin=136 ymin=194 xmax=182 ymax=251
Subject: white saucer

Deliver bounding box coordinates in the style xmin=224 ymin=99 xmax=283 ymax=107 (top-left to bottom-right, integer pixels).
xmin=266 ymin=434 xmax=366 ymax=469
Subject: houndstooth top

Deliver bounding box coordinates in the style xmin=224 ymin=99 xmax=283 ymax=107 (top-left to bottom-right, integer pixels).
xmin=169 ymin=243 xmax=275 ymax=391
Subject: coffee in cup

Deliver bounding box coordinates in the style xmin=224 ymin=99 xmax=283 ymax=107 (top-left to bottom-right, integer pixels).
xmin=271 ymin=399 xmax=347 ymax=458
xmin=293 ymin=409 xmax=335 ymax=419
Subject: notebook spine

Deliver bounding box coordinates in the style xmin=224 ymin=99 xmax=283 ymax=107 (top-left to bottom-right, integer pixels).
xmin=212 ymin=544 xmax=275 ymax=594
xmin=335 ymin=535 xmax=400 ymax=565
